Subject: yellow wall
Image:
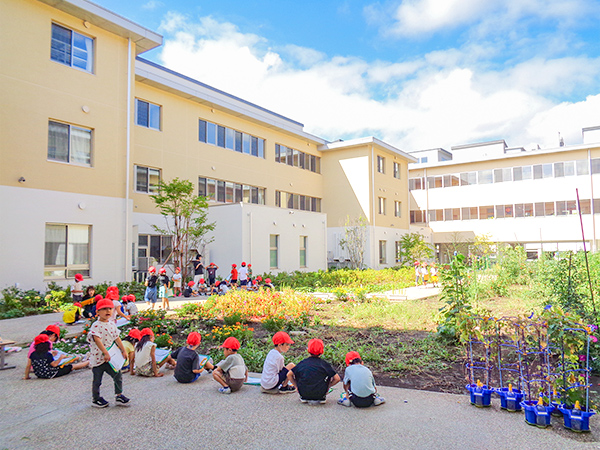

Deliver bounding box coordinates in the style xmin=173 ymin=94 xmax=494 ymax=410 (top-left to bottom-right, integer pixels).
xmin=373 ymin=150 xmax=410 ymax=230
xmin=0 ymin=0 xmax=131 ymax=198
xmin=132 ymin=82 xmax=324 ymax=213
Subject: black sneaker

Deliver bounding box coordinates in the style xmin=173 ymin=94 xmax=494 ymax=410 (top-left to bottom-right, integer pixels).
xmin=92 ymin=397 xmax=109 ymax=408
xmin=115 ymin=394 xmax=130 ymax=406
xmin=278 ymin=385 xmax=296 ymax=394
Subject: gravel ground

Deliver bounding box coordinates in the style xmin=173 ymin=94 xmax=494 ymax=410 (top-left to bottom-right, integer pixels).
xmin=1 ymin=350 xmax=598 ymax=449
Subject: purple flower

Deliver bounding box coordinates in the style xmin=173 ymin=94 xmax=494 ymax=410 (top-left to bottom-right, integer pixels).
xmin=544 ymin=304 xmax=552 ymax=310
xmin=589 ymin=324 xmax=598 ymax=332
xmin=528 ymin=312 xmax=534 ymax=319
xmin=579 ymin=355 xmax=587 ymax=362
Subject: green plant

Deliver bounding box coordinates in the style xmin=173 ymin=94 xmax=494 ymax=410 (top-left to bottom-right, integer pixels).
xmin=437 ymin=254 xmax=473 ymax=341
xmin=223 ymin=311 xmax=249 ymax=325
xmin=204 ymin=323 xmax=254 ymax=345
xmin=154 ymin=333 xmax=174 ymax=348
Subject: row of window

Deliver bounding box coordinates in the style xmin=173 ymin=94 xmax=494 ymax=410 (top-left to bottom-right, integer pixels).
xmin=275 ymin=144 xmax=321 ymax=173
xmin=199 ymin=119 xmax=265 ymax=158
xmin=377 ymin=198 xmax=402 ymax=217
xmin=377 ymin=240 xmax=404 ymax=264
xmin=410 ymin=198 xmax=600 ymax=223
xmin=275 ymin=191 xmax=322 ymax=212
xmin=409 ymin=159 xmax=600 ymax=190
xmin=270 ymin=235 xmax=308 ymax=269
xmin=376 ymin=156 xmax=402 ymax=179
xmin=198 ymin=177 xmax=266 ymax=205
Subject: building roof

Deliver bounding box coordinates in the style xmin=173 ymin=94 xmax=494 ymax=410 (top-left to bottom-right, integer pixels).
xmin=39 ymin=0 xmax=162 ymax=54
xmin=135 ymin=57 xmax=328 ymax=145
xmin=319 ymin=136 xmax=418 ymax=162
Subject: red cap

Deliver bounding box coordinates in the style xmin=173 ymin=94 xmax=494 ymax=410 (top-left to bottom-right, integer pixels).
xmin=187 ymin=281 xmax=195 ymax=287
xmin=140 ymin=328 xmax=154 ymax=338
xmin=94 ymin=294 xmax=103 ymax=302
xmin=265 ymin=278 xmax=271 ymax=283
xmin=106 ymin=286 xmax=119 ymax=300
xmin=121 ymin=295 xmax=128 ymax=302
xmin=74 ymin=302 xmax=82 ymax=308
xmin=128 ymin=329 xmax=142 ymax=340
xmin=176 ymin=267 xmax=181 ymax=271
xmin=345 ymin=351 xmax=361 ymax=366
xmin=221 ymin=336 xmax=240 ymax=350
xmin=199 ymin=278 xmax=205 ymax=283
xmin=96 ymin=299 xmax=114 ymax=310
xmin=45 ymin=324 xmax=61 ymax=337
xmin=148 ymin=266 xmax=156 ymax=273
xmin=159 ymin=267 xmax=167 ymax=274
xmin=307 ymin=338 xmax=324 ymax=356
xmin=248 ymin=264 xmax=251 ymax=267
xmin=241 ymin=262 xmax=246 ymax=266
xmin=187 ymin=332 xmax=202 ymax=346
xmin=74 ymin=273 xmax=83 ymax=282
xmin=232 ymin=264 xmax=237 ymax=268
xmin=215 ymin=281 xmax=220 ymax=287
xmin=34 ymin=334 xmax=50 ymax=345
xmin=128 ymin=294 xmax=136 ymax=302
xmin=257 ymin=276 xmax=262 ymax=281
xmin=273 ymin=331 xmax=294 ymax=345
xmin=252 ymin=280 xmax=257 ymax=285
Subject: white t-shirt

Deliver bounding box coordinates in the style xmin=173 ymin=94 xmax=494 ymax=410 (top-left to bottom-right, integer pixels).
xmin=87 ymin=320 xmax=119 ymax=368
xmin=238 ymin=267 xmax=248 ymax=281
xmin=126 ymin=302 xmax=138 ymax=315
xmin=172 ymin=273 xmax=182 ymax=286
xmin=261 ymin=348 xmax=284 ymax=389
xmin=135 ymin=341 xmax=156 ymax=368
xmin=110 ymin=300 xmax=122 ymax=323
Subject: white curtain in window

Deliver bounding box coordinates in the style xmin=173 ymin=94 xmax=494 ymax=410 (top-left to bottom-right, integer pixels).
xmin=48 ymin=122 xmax=69 ymax=162
xmin=67 ymin=225 xmax=90 ymax=265
xmin=45 ymin=225 xmax=66 ymax=266
xmin=70 ymin=127 xmax=91 ymax=165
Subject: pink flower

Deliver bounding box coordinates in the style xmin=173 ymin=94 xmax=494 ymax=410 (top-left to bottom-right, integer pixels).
xmin=579 ymin=355 xmax=587 ymax=362
xmin=591 ymin=335 xmax=598 ymax=343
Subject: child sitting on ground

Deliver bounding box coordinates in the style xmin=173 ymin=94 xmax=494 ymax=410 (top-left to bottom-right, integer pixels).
xmin=87 ymin=298 xmax=130 ymax=408
xmin=24 ymin=325 xmax=61 ymax=379
xmin=210 ymin=281 xmax=220 ymax=296
xmin=106 ymin=286 xmax=130 ymax=324
xmin=338 ymin=351 xmax=385 ymax=408
xmin=121 ymin=328 xmax=141 ymax=375
xmin=260 ymin=331 xmax=296 ymax=394
xmin=213 ymin=337 xmax=248 ymax=394
xmin=183 ymin=281 xmax=195 ymax=298
xmin=134 ymin=328 xmax=177 ymax=377
xmin=62 ymin=301 xmax=82 ymax=325
xmin=263 ymin=278 xmax=274 ymax=290
xmin=172 ymin=332 xmax=215 ymax=383
xmin=197 ymin=278 xmax=209 ymax=295
xmin=81 ymin=288 xmax=98 ymax=318
xmin=287 ymin=338 xmax=340 ymax=404
xmin=26 ymin=334 xmax=89 ymax=379
xmin=124 ymin=295 xmax=138 ymax=316
xmin=219 ymin=280 xmax=230 ymax=295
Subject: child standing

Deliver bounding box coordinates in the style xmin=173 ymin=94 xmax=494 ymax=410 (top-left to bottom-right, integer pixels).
xmin=172 ymin=267 xmax=183 ymax=297
xmin=213 ymin=337 xmax=248 ymax=394
xmin=287 ymin=339 xmax=340 ymax=404
xmin=26 ymin=334 xmax=89 ymax=379
xmin=144 ymin=266 xmax=158 ymax=308
xmin=260 ymin=331 xmax=296 ymax=394
xmin=72 ymin=273 xmax=84 ymax=303
xmin=87 ymin=298 xmax=130 ymax=408
xmin=238 ymin=262 xmax=248 ymax=287
xmin=338 ymin=351 xmax=385 ymax=408
xmin=134 ymin=328 xmax=176 ymax=377
xmin=158 ymin=267 xmax=171 ymax=310
xmin=229 ymin=264 xmax=238 ymax=287
xmin=206 ymin=263 xmax=218 ymax=286
xmin=172 ymin=332 xmax=214 ymax=383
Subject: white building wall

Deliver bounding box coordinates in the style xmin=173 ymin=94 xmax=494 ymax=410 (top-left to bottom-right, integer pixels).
xmin=0 ymin=186 xmax=129 ymax=290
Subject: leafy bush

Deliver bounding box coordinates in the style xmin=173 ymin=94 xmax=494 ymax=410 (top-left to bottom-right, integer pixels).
xmin=204 ymin=323 xmax=254 ymax=345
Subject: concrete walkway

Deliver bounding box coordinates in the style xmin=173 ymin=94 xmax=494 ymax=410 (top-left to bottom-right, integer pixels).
xmin=1 ymin=304 xmax=598 ymax=448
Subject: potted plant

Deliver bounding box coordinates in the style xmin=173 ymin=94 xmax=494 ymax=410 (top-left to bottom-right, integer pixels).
xmin=557 ymin=373 xmax=596 ymax=432
xmin=521 ymin=396 xmax=554 ymax=428
xmin=466 ymin=380 xmax=493 ymax=408
xmin=496 ymin=383 xmax=524 ymax=412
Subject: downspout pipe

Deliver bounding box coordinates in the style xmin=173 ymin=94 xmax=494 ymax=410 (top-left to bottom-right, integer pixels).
xmin=125 ymin=38 xmax=132 ymax=281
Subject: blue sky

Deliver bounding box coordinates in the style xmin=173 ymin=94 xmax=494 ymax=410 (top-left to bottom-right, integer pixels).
xmin=95 ymin=0 xmax=600 ymax=152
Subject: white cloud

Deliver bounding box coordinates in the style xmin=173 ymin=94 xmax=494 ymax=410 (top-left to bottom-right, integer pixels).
xmin=155 ymin=13 xmax=600 ymax=153
xmin=142 ymin=0 xmax=163 ymax=11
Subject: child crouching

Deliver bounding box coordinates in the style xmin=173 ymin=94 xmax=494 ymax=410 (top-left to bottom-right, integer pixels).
xmin=213 ymin=337 xmax=247 ymax=394
xmin=338 ymin=351 xmax=385 ymax=408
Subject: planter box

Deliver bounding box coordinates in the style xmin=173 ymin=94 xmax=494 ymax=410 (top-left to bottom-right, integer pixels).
xmin=496 ymin=388 xmax=524 ymax=412
xmin=558 ymin=405 xmax=596 ymax=432
xmin=466 ymin=384 xmax=493 ymax=408
xmin=521 ymin=401 xmax=554 ymax=428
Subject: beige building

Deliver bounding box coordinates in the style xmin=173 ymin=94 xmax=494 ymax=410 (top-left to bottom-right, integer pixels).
xmin=0 ymin=0 xmax=415 ymax=290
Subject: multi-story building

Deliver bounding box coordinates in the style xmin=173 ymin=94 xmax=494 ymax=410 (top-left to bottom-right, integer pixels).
xmin=0 ymin=0 xmax=415 ymax=290
xmin=408 ymin=128 xmax=600 ymax=262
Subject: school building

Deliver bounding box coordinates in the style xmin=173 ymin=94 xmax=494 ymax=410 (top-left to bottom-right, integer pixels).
xmin=408 ymin=128 xmax=600 ymax=262
xmin=0 ymin=0 xmax=414 ymax=290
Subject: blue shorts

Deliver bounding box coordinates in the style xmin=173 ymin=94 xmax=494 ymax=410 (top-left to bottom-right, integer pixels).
xmin=145 ymin=286 xmax=157 ymax=303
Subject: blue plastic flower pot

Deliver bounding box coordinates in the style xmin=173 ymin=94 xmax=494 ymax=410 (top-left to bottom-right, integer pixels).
xmin=496 ymin=388 xmax=524 ymax=412
xmin=521 ymin=401 xmax=554 ymax=428
xmin=466 ymin=384 xmax=493 ymax=407
xmin=558 ymin=405 xmax=596 ymax=432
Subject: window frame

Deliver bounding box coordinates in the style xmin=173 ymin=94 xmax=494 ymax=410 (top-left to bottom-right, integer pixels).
xmin=44 ymin=223 xmax=91 ymax=279
xmin=393 ymin=162 xmax=401 ymax=179
xmin=135 ymin=165 xmax=161 ymax=194
xmin=50 ymin=23 xmax=94 ymax=73
xmin=299 ymin=236 xmax=307 ymax=268
xmin=378 ymin=197 xmax=386 ymax=215
xmin=135 ymin=99 xmax=161 ymax=131
xmin=270 ymin=234 xmax=279 ymax=269
xmin=47 ymin=120 xmax=92 ymax=166
xmin=378 ymin=240 xmax=387 ymax=264
xmin=377 ymin=156 xmax=385 ymax=174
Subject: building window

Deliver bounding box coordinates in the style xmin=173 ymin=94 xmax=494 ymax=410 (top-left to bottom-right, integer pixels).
xmin=394 ymin=201 xmax=402 ymax=218
xmin=275 ymin=191 xmax=321 ymax=212
xmin=138 ymin=234 xmax=172 ymax=268
xmin=51 ymin=23 xmax=93 ymax=72
xmin=378 ymin=197 xmax=386 ymax=215
xmin=200 ymin=119 xmax=265 ymax=158
xmin=409 ymin=178 xmax=424 ymax=190
xmin=135 ymin=166 xmax=161 ymax=194
xmin=44 ymin=224 xmax=90 ymax=279
xmin=377 ymin=156 xmax=385 ymax=174
xmin=410 ymin=210 xmax=425 ymax=223
xmin=299 ymin=236 xmax=307 ymax=267
xmin=48 ymin=121 xmax=92 ymax=165
xmin=395 ymin=241 xmax=402 ymax=263
xmin=136 ymin=99 xmax=161 ymax=130
xmin=379 ymin=240 xmax=387 ymax=264
xmin=479 ymin=206 xmax=495 ymax=220
xmin=270 ymin=235 xmax=279 ymax=269
xmin=275 ymin=144 xmax=320 ymax=172
xmin=393 ymin=162 xmax=401 ymax=179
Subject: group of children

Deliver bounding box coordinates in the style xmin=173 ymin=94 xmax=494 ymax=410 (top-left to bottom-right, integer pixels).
xmin=414 ymin=261 xmax=439 ymax=287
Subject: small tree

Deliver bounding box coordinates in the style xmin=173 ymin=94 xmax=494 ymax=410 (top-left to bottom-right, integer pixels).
xmin=151 ymin=178 xmax=215 ymax=280
xmin=339 ymin=215 xmax=367 ymax=269
xmin=397 ymin=232 xmax=433 ymax=266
